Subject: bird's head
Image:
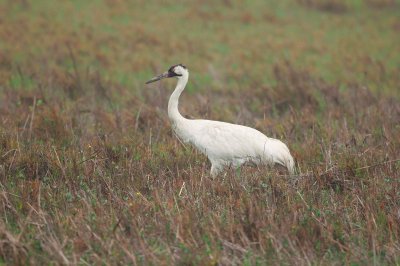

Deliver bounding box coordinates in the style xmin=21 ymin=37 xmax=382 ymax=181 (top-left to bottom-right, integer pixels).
xmin=145 ymin=64 xmax=188 ymax=84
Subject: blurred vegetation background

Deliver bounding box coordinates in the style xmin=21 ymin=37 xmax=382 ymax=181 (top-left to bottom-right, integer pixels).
xmin=0 ymin=0 xmax=399 ymax=264
xmin=2 ymin=0 xmax=400 ymax=93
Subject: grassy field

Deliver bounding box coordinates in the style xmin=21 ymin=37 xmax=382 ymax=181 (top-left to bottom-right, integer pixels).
xmin=1 ymin=0 xmax=400 ymax=264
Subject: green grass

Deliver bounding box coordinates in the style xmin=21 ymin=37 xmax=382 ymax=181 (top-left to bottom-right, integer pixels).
xmin=0 ymin=0 xmax=399 ymax=264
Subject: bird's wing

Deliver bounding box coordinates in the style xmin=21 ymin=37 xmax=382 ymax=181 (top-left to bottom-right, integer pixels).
xmin=191 ymin=121 xmax=263 ymax=159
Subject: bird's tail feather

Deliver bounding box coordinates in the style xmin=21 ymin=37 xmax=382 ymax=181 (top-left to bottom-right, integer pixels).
xmin=263 ymin=139 xmax=295 ymax=175
xmin=273 ymin=149 xmax=295 ymax=175
xmin=285 ymin=154 xmax=295 ymax=175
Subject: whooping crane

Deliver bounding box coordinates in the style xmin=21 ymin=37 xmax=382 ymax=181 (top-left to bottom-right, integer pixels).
xmin=146 ymin=64 xmax=295 ymax=177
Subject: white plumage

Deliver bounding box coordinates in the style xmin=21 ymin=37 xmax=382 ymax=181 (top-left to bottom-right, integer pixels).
xmin=146 ymin=64 xmax=295 ymax=177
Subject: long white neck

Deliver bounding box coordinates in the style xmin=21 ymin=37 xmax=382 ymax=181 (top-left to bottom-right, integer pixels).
xmin=168 ymin=72 xmax=189 ymax=124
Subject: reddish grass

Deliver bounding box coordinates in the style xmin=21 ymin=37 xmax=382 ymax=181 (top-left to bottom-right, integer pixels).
xmin=0 ymin=60 xmax=399 ymax=264
xmin=0 ymin=0 xmax=399 ymax=264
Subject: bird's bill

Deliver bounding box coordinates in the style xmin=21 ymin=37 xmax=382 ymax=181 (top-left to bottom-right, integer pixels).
xmin=145 ymin=71 xmax=170 ymax=84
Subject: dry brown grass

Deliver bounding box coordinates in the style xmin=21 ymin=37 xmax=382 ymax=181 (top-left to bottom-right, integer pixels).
xmin=1 ymin=60 xmax=399 ymax=264
xmin=0 ymin=0 xmax=399 ymax=264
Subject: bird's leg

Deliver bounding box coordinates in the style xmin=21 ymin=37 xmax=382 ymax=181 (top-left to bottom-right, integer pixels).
xmin=235 ymin=166 xmax=242 ymax=178
xmin=210 ymin=163 xmax=223 ymax=178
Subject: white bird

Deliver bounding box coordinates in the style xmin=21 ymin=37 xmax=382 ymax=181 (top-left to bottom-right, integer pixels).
xmin=146 ymin=64 xmax=295 ymax=177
